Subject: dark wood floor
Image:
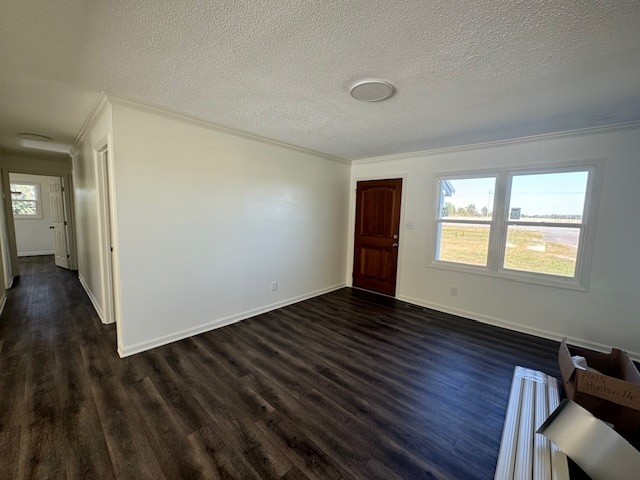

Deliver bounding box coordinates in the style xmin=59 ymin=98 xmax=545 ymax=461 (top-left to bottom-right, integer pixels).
xmin=1 ymin=256 xmax=569 ymax=479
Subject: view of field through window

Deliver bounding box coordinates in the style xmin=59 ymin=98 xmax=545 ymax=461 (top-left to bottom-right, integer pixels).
xmin=436 ymin=171 xmax=589 ymax=277
xmin=10 ymin=183 xmax=39 ymax=217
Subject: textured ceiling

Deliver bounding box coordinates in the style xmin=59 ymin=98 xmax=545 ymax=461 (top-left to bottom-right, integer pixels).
xmin=1 ymin=1 xmax=640 ymax=160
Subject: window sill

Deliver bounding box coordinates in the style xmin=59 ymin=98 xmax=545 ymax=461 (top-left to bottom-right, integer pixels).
xmin=428 ymin=260 xmax=588 ymax=292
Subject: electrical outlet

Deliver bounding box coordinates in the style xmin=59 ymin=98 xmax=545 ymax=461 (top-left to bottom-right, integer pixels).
xmin=449 ymin=285 xmax=458 ymax=296
xmin=271 ymin=281 xmax=278 ymax=292
xmin=405 ymin=220 xmax=415 ymax=230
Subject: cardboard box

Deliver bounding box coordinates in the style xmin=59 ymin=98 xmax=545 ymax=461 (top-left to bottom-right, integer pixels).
xmin=558 ymin=338 xmax=640 ymax=436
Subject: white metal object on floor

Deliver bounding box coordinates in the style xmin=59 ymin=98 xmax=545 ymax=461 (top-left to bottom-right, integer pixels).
xmin=494 ymin=366 xmax=570 ymax=480
xmin=538 ymin=400 xmax=640 ymax=480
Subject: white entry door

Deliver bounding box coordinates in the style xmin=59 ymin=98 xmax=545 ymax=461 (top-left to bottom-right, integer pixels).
xmin=49 ymin=180 xmax=69 ymax=269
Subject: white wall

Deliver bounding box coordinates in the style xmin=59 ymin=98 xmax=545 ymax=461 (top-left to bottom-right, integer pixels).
xmin=350 ymin=127 xmax=640 ymax=359
xmin=71 ymin=104 xmax=113 ymax=322
xmin=100 ymin=101 xmax=350 ymax=355
xmin=9 ymin=173 xmax=61 ymax=256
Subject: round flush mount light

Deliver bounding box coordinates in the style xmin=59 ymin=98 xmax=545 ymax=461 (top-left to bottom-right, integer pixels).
xmin=350 ymin=80 xmax=395 ymax=102
xmin=18 ymin=132 xmax=53 ymax=141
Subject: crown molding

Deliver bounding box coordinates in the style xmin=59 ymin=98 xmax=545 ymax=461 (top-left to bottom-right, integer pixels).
xmin=102 ymin=94 xmax=349 ymax=165
xmin=74 ymin=94 xmax=640 ymax=166
xmin=72 ymin=92 xmax=111 ymax=152
xmin=351 ymin=120 xmax=640 ymax=165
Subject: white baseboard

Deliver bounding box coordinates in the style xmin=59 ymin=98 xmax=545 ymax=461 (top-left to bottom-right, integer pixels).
xmin=0 ymin=293 xmax=7 ymax=317
xmin=118 ymin=283 xmax=346 ymax=358
xmin=18 ymin=250 xmax=55 ymax=257
xmin=397 ymin=294 xmax=640 ymax=362
xmin=78 ymin=274 xmax=106 ymax=323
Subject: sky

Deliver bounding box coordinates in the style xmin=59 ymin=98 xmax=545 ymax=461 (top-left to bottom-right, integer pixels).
xmin=443 ymin=171 xmax=588 ymax=217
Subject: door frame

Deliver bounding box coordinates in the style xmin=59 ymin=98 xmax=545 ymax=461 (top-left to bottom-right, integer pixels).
xmin=1 ymin=167 xmax=77 ymax=279
xmin=93 ymin=133 xmax=121 ymax=336
xmin=347 ymin=173 xmax=408 ymax=296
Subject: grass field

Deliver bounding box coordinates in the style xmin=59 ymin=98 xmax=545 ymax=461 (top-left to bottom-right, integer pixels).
xmin=438 ymin=224 xmax=577 ymax=277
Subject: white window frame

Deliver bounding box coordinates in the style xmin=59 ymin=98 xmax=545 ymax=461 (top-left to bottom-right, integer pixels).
xmin=430 ymin=160 xmax=603 ymax=291
xmin=10 ymin=181 xmax=43 ymax=219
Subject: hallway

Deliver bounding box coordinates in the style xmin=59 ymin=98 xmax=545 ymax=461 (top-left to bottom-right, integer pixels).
xmin=0 ymin=256 xmax=563 ymax=479
xmin=0 ymin=256 xmax=119 ymax=478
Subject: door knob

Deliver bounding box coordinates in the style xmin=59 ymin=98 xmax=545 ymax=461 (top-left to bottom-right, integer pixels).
xmin=393 ymin=234 xmax=398 ymax=239
xmin=392 ymin=243 xmax=398 ymax=247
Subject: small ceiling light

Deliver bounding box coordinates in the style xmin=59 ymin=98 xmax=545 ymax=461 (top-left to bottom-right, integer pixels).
xmin=16 ymin=133 xmax=70 ymax=154
xmin=18 ymin=132 xmax=53 ymax=141
xmin=350 ymin=80 xmax=395 ymax=102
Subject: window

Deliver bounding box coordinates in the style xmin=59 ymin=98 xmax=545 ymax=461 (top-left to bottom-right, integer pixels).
xmin=435 ymin=176 xmax=496 ymax=267
xmin=10 ymin=182 xmax=43 ymax=218
xmin=433 ymin=163 xmax=600 ymax=289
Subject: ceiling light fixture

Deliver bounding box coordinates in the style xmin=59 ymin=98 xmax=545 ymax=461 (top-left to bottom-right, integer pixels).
xmin=18 ymin=132 xmax=53 ymax=141
xmin=16 ymin=133 xmax=71 ymax=154
xmin=350 ymin=80 xmax=395 ymax=102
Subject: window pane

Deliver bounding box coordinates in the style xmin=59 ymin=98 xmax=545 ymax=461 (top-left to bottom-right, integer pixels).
xmin=11 ymin=184 xmax=37 ymax=201
xmin=436 ymin=223 xmax=490 ymax=266
xmin=12 ymin=200 xmax=37 ymax=216
xmin=439 ymin=177 xmax=496 ymax=219
xmin=508 ymin=171 xmax=588 ymax=223
xmin=503 ymin=225 xmax=580 ymax=277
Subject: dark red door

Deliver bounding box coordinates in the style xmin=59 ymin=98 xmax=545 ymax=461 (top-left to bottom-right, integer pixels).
xmin=352 ymin=179 xmax=402 ymax=296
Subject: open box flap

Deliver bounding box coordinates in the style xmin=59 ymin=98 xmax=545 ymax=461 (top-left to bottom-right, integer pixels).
xmin=558 ymin=338 xmax=579 ymax=384
xmin=576 ymin=370 xmax=640 ymax=410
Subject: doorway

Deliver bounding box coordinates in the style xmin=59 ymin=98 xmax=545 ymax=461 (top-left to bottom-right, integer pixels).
xmin=95 ymin=144 xmax=117 ymax=326
xmin=8 ymin=173 xmax=73 ymax=269
xmin=352 ymin=178 xmax=403 ymax=296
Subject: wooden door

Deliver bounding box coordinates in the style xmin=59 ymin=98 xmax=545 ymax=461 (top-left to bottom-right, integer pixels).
xmin=49 ymin=179 xmax=69 ymax=269
xmin=352 ymin=178 xmax=402 ymax=296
